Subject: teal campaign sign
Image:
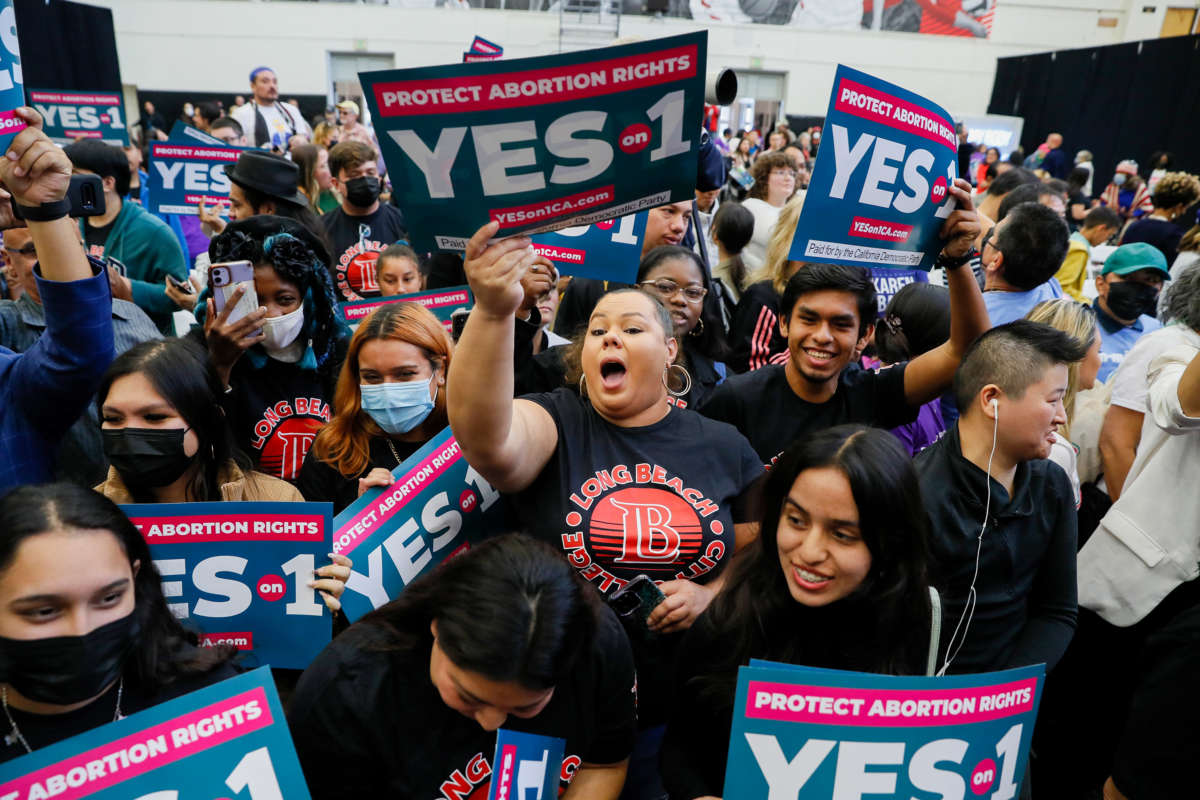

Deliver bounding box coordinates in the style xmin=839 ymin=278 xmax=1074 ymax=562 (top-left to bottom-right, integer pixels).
xmin=789 ymin=65 xmax=959 ymax=271
xmin=723 ymin=661 xmax=1043 ymax=799
xmin=0 ymin=668 xmax=311 ymax=800
xmin=487 ymin=730 xmax=565 ymax=800
xmin=121 ymin=502 xmax=333 ymax=669
xmin=169 ymin=120 xmax=225 ymax=147
xmin=0 ymin=1 xmax=26 ymax=150
xmin=359 ymin=32 xmax=706 ymax=253
xmin=147 ymin=141 xmax=241 ymax=216
xmin=530 ymin=212 xmax=647 ymax=283
xmin=28 ymin=89 xmax=129 ymax=146
xmin=332 ymin=427 xmax=506 ymax=622
xmin=336 ymin=285 xmax=473 ymax=332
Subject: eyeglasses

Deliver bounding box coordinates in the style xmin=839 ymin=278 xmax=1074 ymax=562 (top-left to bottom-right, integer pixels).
xmin=3 ymin=245 xmax=36 ymax=259
xmin=770 ymin=169 xmax=797 ymax=179
xmin=638 ymin=279 xmax=708 ymax=304
xmin=981 ymin=228 xmax=999 ymax=253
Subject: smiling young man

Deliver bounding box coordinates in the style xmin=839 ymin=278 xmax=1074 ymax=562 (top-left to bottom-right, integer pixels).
xmin=700 ymin=178 xmax=988 ymax=463
xmin=916 ymin=320 xmax=1086 ymax=675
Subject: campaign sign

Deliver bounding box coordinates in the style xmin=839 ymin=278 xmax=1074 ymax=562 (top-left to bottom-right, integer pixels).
xmin=333 ymin=427 xmax=505 ymax=622
xmin=867 ymin=267 xmax=929 ymax=316
xmin=487 ymin=730 xmax=566 ymax=800
xmin=168 ymin=120 xmax=225 ymax=147
xmin=530 ymin=212 xmax=646 ymax=283
xmin=147 ymin=141 xmax=241 ymax=216
xmin=360 ymin=32 xmax=706 ymax=252
xmin=788 ymin=65 xmax=959 ymax=271
xmin=464 ymin=35 xmax=504 ymax=64
xmin=0 ymin=1 xmax=26 ymax=150
xmin=121 ymin=502 xmax=333 ymax=669
xmin=0 ymin=668 xmax=311 ymax=800
xmin=337 ymin=285 xmax=473 ymax=331
xmin=28 ymin=89 xmax=128 ymax=146
xmin=723 ymin=662 xmax=1043 ymax=799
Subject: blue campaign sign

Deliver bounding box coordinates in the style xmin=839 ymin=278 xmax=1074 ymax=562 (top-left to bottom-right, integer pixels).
xmin=488 ymin=730 xmax=566 ymax=800
xmin=723 ymin=662 xmax=1043 ymax=799
xmin=120 ymin=502 xmax=333 ymax=669
xmin=0 ymin=1 xmax=26 ymax=150
xmin=168 ymin=120 xmax=225 ymax=147
xmin=337 ymin=285 xmax=473 ymax=332
xmin=333 ymin=427 xmax=506 ymax=622
xmin=0 ymin=668 xmax=311 ymax=800
xmin=360 ymin=32 xmax=705 ymax=253
xmin=28 ymin=88 xmax=129 ymax=146
xmin=147 ymin=141 xmax=242 ymax=216
xmin=788 ymin=65 xmax=959 ymax=271
xmin=530 ymin=211 xmax=647 ymax=283
xmin=868 ymin=267 xmax=929 ymax=316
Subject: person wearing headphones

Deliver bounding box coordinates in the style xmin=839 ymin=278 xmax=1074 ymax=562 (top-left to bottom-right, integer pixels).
xmin=915 ymin=320 xmax=1086 ymax=675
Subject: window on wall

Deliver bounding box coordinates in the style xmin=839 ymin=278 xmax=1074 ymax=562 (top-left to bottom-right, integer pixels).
xmin=329 ymin=52 xmax=395 ymax=126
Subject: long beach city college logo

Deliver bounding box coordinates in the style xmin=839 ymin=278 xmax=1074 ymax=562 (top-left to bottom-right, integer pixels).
xmin=251 ymin=397 xmax=331 ymax=480
xmin=436 ymin=753 xmax=582 ymax=800
xmin=561 ymin=463 xmax=727 ymax=594
xmin=335 ymin=224 xmax=385 ymax=302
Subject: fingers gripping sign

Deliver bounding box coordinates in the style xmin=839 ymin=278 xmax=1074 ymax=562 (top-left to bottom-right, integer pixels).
xmin=463 ymin=220 xmax=538 ymax=321
xmin=938 ymin=178 xmax=981 ymax=260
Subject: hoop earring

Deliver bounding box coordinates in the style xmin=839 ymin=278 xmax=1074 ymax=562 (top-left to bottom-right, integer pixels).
xmin=662 ymin=363 xmax=692 ymax=398
xmin=578 ymin=374 xmax=587 ymax=397
xmin=688 ymin=317 xmax=705 ymax=337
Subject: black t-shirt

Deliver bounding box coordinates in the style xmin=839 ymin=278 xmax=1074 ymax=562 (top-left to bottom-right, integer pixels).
xmin=83 ymin=217 xmax=117 ymax=260
xmin=512 ymin=388 xmax=762 ymax=725
xmin=297 ymin=435 xmax=423 ymax=514
xmin=321 ymin=204 xmax=409 ymax=302
xmin=0 ymin=663 xmax=239 ymax=764
xmin=287 ymin=609 xmax=637 ymax=797
xmin=700 ymin=362 xmax=916 ymax=464
xmin=1121 ymin=216 xmax=1185 ymax=267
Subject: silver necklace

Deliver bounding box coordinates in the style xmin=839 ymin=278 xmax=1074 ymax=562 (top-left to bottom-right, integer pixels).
xmin=386 ymin=439 xmax=403 ymax=466
xmin=2 ymin=679 xmax=124 ymax=754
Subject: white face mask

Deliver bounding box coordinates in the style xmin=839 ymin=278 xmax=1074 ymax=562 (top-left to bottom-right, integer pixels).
xmin=261 ymin=306 xmax=305 ymax=356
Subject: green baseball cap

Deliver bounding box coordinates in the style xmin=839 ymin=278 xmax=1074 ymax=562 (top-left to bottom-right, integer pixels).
xmin=1101 ymin=243 xmax=1170 ymax=279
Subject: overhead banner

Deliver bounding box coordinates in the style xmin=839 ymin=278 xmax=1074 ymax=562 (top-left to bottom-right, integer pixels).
xmin=788 ymin=65 xmax=959 ymax=272
xmin=332 ymin=427 xmax=505 ymax=622
xmin=169 ymin=120 xmax=226 ymax=146
xmin=146 ymin=141 xmax=241 ymax=216
xmin=360 ymin=32 xmax=706 ymax=252
xmin=687 ymin=0 xmax=995 ymax=38
xmin=0 ymin=668 xmax=312 ymax=800
xmin=0 ymin=0 xmax=26 ymax=150
xmin=530 ymin=212 xmax=646 ymax=283
xmin=28 ymin=88 xmax=129 ymax=146
xmin=723 ymin=661 xmax=1043 ymax=799
xmin=337 ymin=285 xmax=473 ymax=331
xmin=121 ymin=501 xmax=334 ymax=669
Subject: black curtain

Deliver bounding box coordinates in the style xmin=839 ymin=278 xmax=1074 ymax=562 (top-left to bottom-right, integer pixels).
xmin=988 ymin=34 xmax=1200 ymax=185
xmin=14 ymin=0 xmax=121 ymax=92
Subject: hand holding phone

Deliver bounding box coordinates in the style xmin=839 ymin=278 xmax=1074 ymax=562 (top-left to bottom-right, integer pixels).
xmin=210 ymin=261 xmax=259 ymax=325
xmin=204 ymin=260 xmax=266 ymax=386
xmin=167 ymin=274 xmax=195 ymax=294
xmin=609 ymin=575 xmax=667 ymax=642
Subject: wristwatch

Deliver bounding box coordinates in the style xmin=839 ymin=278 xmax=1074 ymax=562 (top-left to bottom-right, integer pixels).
xmin=935 ymin=248 xmax=976 ymax=271
xmin=15 ymin=197 xmax=71 ymax=222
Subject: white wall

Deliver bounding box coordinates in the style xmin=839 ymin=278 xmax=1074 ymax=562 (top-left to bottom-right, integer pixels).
xmin=88 ymin=0 xmax=1179 ymax=121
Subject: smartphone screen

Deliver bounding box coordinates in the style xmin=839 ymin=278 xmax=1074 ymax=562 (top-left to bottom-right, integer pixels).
xmin=210 ymin=261 xmax=259 ymax=328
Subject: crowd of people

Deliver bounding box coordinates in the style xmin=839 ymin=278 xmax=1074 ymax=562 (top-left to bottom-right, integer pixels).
xmin=0 ymin=57 xmax=1198 ymax=800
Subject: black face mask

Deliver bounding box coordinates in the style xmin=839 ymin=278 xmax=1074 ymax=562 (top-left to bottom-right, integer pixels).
xmin=101 ymin=427 xmax=195 ymax=489
xmin=344 ymin=175 xmax=381 ymax=207
xmin=0 ymin=613 xmax=141 ymax=705
xmin=1106 ymin=281 xmax=1158 ymax=321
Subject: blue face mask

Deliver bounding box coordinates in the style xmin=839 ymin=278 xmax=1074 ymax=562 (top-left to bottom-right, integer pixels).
xmin=360 ymin=377 xmax=437 ymax=435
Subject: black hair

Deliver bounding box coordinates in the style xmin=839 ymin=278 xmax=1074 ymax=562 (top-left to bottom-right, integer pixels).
xmin=986 ymin=166 xmax=1038 ymax=197
xmin=992 ymin=203 xmax=1070 ymax=291
xmin=694 ymin=426 xmax=932 ymax=706
xmin=637 ymin=245 xmax=729 ymax=362
xmin=194 ymin=101 xmax=221 ymax=126
xmin=953 ymin=319 xmax=1090 ymax=412
xmin=360 ymin=534 xmax=601 ymax=690
xmin=1044 ymin=178 xmax=1069 ymax=198
xmin=875 ymin=282 xmax=951 ymax=364
xmin=711 ymin=202 xmax=754 ymax=295
xmin=780 ymin=263 xmax=877 ymax=337
xmin=1067 ymin=167 xmax=1090 ymax=194
xmin=228 ymin=179 xmax=328 ymax=254
xmin=997 ymin=183 xmax=1056 ymax=221
xmin=210 ymin=116 xmax=243 ymax=138
xmin=96 ymin=339 xmax=251 ymax=503
xmin=985 ymin=162 xmax=999 ymax=181
xmin=63 ymin=140 xmax=131 ymax=197
xmin=1083 ymin=205 xmax=1121 ymax=231
xmin=207 ymin=216 xmax=345 ymax=371
xmin=0 ymin=483 xmax=236 ymax=692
